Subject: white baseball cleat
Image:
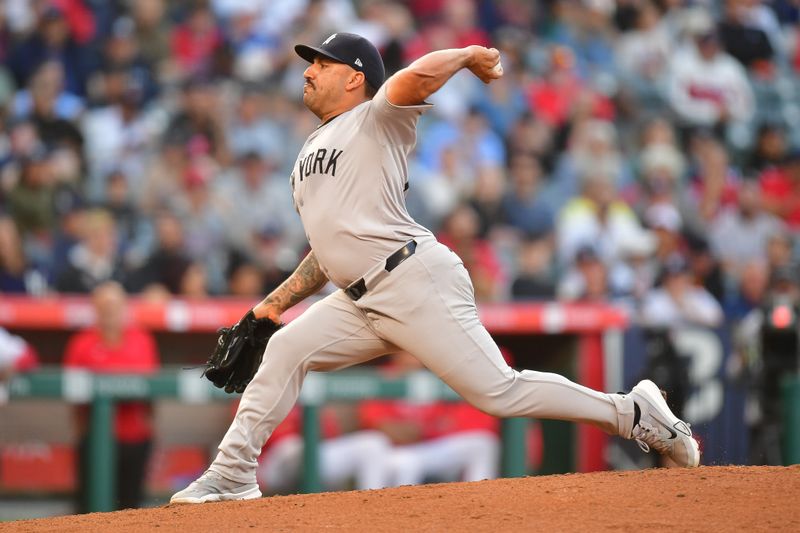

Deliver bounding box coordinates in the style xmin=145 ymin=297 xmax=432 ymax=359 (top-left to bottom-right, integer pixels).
xmin=629 ymin=379 xmax=701 ymax=468
xmin=170 ymin=470 xmax=262 ymax=504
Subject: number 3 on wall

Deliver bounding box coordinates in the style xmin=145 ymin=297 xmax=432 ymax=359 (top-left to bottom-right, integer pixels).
xmin=671 ymin=328 xmax=725 ymax=425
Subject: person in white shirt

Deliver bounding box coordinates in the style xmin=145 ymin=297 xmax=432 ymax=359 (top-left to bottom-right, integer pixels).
xmin=667 ymin=13 xmax=754 ymax=131
xmin=642 ymin=254 xmax=724 ymax=328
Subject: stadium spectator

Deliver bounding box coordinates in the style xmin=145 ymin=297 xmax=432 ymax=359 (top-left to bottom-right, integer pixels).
xmin=644 ymin=202 xmax=685 ymax=263
xmin=49 ymin=185 xmax=87 ymax=282
xmin=717 ymin=0 xmax=776 ymax=75
xmin=225 ymin=253 xmax=266 ymax=298
xmin=81 ymin=68 xmax=151 ymax=201
xmin=170 ymin=2 xmax=223 ymax=78
xmin=725 ymin=258 xmax=770 ymax=320
xmin=615 ymin=0 xmax=672 ymax=101
xmin=6 ymin=4 xmax=94 ymax=97
xmin=6 ymin=147 xmax=57 ymax=238
xmin=14 ymin=60 xmax=84 ymax=151
xmin=413 ymin=144 xmax=473 ymax=230
xmin=765 ymin=231 xmax=795 ymax=275
xmin=500 ymin=153 xmax=555 ymax=238
xmin=510 ymin=233 xmax=556 ymax=301
xmin=0 ymin=214 xmax=48 ymax=294
xmin=641 ymin=254 xmax=724 ymax=328
xmin=626 ymin=142 xmax=686 ymax=217
xmin=438 ymin=203 xmax=505 ymax=302
xmin=162 ymin=75 xmax=229 ymax=166
xmin=225 ymin=84 xmax=285 ymax=161
xmin=128 ymin=210 xmax=196 ymax=297
xmin=555 ymin=170 xmax=643 ymax=268
xmin=138 ymin=139 xmax=190 ymax=215
xmin=683 ymin=138 xmax=741 ymax=234
xmin=686 ymin=234 xmax=726 ymax=305
xmin=130 ymin=0 xmax=171 ymax=74
xmin=171 ymin=163 xmax=228 ymax=294
xmin=97 ymin=17 xmax=158 ymax=103
xmin=10 ymin=59 xmax=83 ymax=121
xmin=505 ymin=113 xmax=556 ymax=172
xmin=468 ymin=164 xmax=507 ymax=238
xmin=709 ymin=180 xmax=785 ymax=277
xmin=249 ymin=227 xmax=297 ymax=295
xmin=55 ymin=208 xmax=127 ymax=294
xmin=746 ymin=122 xmax=790 ymax=177
xmin=417 ymin=107 xmax=505 ymax=184
xmin=64 ymin=281 xmax=160 ymax=511
xmin=548 ymin=119 xmax=632 ymax=213
xmin=557 ymin=243 xmax=613 ymax=302
xmin=666 ymin=9 xmax=755 ymax=140
xmin=100 ymin=169 xmax=154 ymax=271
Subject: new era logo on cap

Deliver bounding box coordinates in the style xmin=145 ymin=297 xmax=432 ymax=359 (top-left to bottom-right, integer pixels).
xmin=294 ymin=32 xmax=385 ymax=89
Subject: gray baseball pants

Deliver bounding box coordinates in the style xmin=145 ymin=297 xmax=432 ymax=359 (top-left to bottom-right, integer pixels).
xmin=210 ymin=239 xmax=635 ymax=483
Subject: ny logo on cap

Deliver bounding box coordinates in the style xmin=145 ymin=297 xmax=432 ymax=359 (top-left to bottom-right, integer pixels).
xmin=322 ymin=33 xmax=337 ymax=45
xmin=354 ymin=58 xmax=363 ymax=67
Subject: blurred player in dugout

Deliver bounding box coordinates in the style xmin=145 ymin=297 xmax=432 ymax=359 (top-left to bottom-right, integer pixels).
xmin=63 ymin=281 xmax=160 ymax=511
xmin=258 ymin=352 xmax=500 ymax=493
xmin=359 ymin=351 xmax=500 ymax=486
xmin=256 ymin=352 xmax=499 ymax=491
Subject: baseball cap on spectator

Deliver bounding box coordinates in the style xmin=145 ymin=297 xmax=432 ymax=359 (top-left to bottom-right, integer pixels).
xmin=645 ymin=203 xmax=682 ymax=233
xmin=295 ymin=33 xmax=385 ymax=90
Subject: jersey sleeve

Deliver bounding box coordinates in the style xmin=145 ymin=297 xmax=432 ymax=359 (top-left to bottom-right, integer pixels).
xmin=365 ymin=82 xmax=433 ymax=146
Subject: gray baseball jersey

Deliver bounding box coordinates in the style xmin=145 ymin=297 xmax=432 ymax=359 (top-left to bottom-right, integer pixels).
xmin=289 ymin=84 xmax=433 ymax=288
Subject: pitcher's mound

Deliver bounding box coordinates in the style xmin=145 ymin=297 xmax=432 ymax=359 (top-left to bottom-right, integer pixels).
xmin=3 ymin=465 xmax=799 ymax=532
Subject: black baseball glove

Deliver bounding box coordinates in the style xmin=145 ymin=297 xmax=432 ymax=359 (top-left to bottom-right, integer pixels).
xmin=203 ymin=310 xmax=282 ymax=393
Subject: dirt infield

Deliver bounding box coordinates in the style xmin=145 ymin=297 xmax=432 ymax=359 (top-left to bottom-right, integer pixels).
xmin=2 ymin=466 xmax=798 ymax=532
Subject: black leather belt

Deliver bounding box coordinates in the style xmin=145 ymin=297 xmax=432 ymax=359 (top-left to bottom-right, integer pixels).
xmin=345 ymin=240 xmax=417 ymax=301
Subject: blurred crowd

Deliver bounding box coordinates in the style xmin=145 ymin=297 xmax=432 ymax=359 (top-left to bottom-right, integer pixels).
xmin=1 ymin=0 xmax=800 ymax=328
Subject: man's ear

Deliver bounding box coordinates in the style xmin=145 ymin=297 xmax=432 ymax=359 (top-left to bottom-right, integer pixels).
xmin=345 ymin=71 xmax=366 ymax=93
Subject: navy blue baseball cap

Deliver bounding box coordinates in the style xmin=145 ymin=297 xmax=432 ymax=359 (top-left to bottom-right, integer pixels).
xmin=295 ymin=32 xmax=385 ymax=90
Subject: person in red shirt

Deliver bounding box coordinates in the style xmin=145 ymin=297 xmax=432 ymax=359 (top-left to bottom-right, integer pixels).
xmin=760 ymin=150 xmax=800 ymax=229
xmin=359 ymin=352 xmax=499 ymax=486
xmin=63 ymin=281 xmax=160 ymax=511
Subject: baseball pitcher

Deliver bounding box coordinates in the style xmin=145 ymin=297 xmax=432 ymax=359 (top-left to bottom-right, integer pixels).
xmin=172 ymin=33 xmax=699 ymax=504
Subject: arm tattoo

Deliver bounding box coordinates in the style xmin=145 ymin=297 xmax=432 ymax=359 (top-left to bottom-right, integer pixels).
xmin=261 ymin=251 xmax=327 ymax=312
